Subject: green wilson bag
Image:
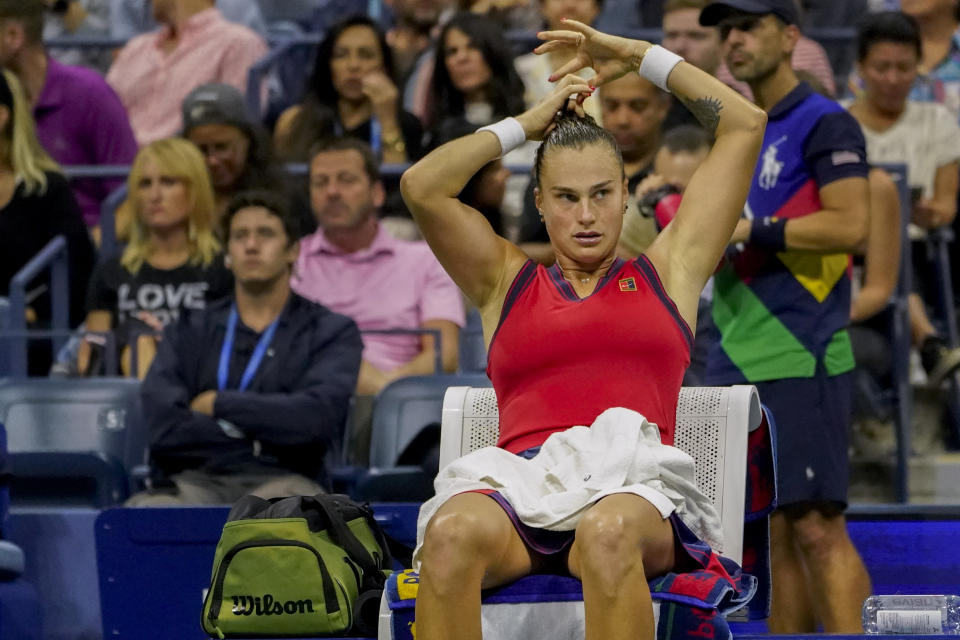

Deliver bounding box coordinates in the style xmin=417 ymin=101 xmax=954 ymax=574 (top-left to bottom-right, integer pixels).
xmin=201 ymin=493 xmax=393 ymax=638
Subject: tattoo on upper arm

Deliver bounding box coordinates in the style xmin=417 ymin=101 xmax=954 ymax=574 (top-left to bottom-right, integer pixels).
xmin=681 ymin=96 xmax=722 ymax=134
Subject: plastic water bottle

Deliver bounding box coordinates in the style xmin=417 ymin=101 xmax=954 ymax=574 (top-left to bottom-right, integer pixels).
xmin=862 ymin=595 xmax=960 ymax=634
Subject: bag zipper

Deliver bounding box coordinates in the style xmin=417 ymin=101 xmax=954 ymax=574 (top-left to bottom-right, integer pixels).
xmin=206 ymin=539 xmax=341 ymax=622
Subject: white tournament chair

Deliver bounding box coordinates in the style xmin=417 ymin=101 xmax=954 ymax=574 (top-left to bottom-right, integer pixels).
xmin=378 ymin=385 xmax=763 ymax=640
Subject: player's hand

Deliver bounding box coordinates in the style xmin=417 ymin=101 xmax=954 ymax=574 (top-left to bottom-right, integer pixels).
xmin=534 ymin=19 xmax=652 ymax=86
xmin=514 ymin=74 xmax=592 ymax=142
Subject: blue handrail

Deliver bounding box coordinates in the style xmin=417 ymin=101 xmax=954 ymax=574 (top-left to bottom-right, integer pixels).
xmin=60 ymin=162 xmax=532 ymax=180
xmin=5 ymin=236 xmax=70 ymax=378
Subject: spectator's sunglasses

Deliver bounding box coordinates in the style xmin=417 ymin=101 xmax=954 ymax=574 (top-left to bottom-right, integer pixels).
xmin=718 ymin=14 xmax=763 ymax=41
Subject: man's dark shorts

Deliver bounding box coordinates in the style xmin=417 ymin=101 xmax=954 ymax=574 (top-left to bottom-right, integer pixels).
xmin=754 ymin=371 xmax=852 ymax=512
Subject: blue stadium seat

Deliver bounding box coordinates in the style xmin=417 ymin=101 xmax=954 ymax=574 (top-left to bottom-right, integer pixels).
xmin=98 ymin=185 xmax=128 ymax=263
xmin=457 ymin=308 xmax=487 ymax=374
xmin=0 ymin=378 xmax=146 ymax=507
xmin=352 ymin=374 xmax=492 ymax=501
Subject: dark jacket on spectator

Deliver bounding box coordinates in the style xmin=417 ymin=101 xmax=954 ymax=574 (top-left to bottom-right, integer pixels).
xmin=142 ymin=292 xmax=362 ymax=483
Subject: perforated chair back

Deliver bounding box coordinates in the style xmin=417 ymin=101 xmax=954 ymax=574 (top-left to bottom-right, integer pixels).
xmin=0 ymin=378 xmax=146 ymax=506
xmin=440 ymin=385 xmax=761 ymax=564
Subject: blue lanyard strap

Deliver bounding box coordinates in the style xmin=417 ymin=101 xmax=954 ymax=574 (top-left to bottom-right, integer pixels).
xmin=217 ymin=305 xmax=280 ymax=392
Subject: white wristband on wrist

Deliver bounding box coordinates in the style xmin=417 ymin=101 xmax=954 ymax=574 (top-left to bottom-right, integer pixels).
xmin=639 ymin=45 xmax=684 ymax=92
xmin=476 ymin=117 xmax=526 ymax=157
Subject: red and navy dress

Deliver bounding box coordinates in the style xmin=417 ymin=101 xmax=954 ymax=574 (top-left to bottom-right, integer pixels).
xmin=479 ymin=256 xmax=756 ymax=614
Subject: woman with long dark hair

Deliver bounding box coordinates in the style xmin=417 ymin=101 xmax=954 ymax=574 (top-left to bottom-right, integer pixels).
xmin=274 ymin=15 xmax=423 ymax=164
xmin=426 ymin=12 xmax=526 ymax=147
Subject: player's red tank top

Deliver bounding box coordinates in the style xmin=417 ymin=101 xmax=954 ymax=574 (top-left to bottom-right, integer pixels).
xmin=487 ymin=256 xmax=693 ymax=454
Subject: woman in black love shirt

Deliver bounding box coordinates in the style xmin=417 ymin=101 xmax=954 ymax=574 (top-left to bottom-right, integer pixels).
xmin=81 ymin=139 xmax=232 ymax=377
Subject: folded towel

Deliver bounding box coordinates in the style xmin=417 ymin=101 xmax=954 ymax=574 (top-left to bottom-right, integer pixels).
xmin=414 ymin=407 xmax=723 ymax=569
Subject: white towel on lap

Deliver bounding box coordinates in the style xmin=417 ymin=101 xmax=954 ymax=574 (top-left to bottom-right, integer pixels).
xmin=413 ymin=407 xmax=724 ymax=569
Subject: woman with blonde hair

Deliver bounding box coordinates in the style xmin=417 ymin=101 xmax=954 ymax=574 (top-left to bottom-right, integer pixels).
xmin=80 ymin=138 xmax=232 ymax=377
xmin=0 ymin=68 xmax=95 ymax=375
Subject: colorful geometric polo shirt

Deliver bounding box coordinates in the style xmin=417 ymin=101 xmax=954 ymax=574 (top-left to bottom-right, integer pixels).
xmin=705 ymin=83 xmax=869 ymax=384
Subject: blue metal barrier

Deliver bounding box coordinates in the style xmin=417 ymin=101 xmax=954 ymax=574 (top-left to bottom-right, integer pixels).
xmin=5 ymin=237 xmax=69 ymax=378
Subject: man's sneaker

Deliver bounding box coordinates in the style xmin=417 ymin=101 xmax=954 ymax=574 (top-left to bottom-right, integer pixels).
xmin=920 ymin=335 xmax=960 ymax=387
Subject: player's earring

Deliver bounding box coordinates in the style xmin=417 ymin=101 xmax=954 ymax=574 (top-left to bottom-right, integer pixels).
xmin=224 ymin=255 xmax=232 ymax=268
xmin=538 ymin=210 xmax=544 ymax=223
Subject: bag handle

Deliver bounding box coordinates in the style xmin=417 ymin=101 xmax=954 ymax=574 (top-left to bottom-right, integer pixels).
xmin=302 ymin=494 xmax=387 ymax=591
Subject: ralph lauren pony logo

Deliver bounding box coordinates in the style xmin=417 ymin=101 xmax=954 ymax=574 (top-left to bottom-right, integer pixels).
xmin=619 ymin=277 xmax=637 ymax=292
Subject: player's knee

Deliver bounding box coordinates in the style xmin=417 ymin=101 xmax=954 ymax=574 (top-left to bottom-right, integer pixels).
xmin=575 ymin=509 xmax=646 ymax=583
xmin=421 ymin=508 xmax=504 ymax=574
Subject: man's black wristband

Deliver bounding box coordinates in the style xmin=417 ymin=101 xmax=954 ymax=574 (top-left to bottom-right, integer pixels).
xmin=750 ymin=217 xmax=787 ymax=252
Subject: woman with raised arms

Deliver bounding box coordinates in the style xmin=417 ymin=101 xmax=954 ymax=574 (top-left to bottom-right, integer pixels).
xmin=400 ymin=19 xmax=767 ymax=640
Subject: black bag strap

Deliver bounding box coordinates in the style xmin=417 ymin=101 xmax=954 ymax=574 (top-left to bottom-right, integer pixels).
xmin=302 ymin=494 xmax=387 ymax=591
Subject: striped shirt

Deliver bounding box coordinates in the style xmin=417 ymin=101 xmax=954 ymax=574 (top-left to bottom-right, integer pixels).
xmin=106 ymin=8 xmax=267 ymax=146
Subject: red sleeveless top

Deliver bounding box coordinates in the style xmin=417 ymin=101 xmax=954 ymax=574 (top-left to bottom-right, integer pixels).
xmin=487 ymin=256 xmax=693 ymax=453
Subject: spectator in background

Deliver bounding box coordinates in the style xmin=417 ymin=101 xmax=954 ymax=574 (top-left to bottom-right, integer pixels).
xmin=701 ymin=0 xmax=871 ymax=631
xmin=714 ymin=3 xmax=838 ymax=97
xmin=386 ymin=0 xmax=451 ymax=84
xmin=106 ymin=0 xmax=268 ymax=146
xmin=292 ymin=138 xmax=463 ymax=458
xmin=109 ymin=0 xmax=266 ymax=39
xmin=620 ymin=124 xmax=712 ymax=259
xmin=0 ymin=69 xmax=95 ymax=375
xmin=424 ymin=12 xmax=525 ymax=146
xmin=662 ymin=0 xmax=726 ymax=128
xmin=42 ymin=0 xmax=112 ymax=71
xmin=274 ymin=16 xmax=423 ymax=165
xmin=845 ymin=11 xmax=960 ymax=387
xmin=901 ymin=0 xmax=960 ymax=119
xmin=181 ymin=83 xmax=314 ymax=237
xmin=848 ymin=168 xmax=902 ymax=457
xmin=79 ymin=139 xmax=232 ymax=378
xmin=130 ymin=191 xmax=362 ymax=505
xmin=0 ymin=0 xmax=137 ymax=233
xmin=514 ymin=0 xmax=603 ymax=121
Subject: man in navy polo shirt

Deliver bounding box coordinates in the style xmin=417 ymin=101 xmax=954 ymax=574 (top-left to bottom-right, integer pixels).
xmin=700 ymin=0 xmax=872 ymax=632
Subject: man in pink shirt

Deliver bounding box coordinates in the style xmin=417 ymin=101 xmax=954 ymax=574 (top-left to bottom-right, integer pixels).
xmin=292 ymin=138 xmax=464 ymax=398
xmin=106 ymin=0 xmax=268 ymax=146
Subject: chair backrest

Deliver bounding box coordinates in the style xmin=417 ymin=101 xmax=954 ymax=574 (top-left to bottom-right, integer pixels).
xmin=369 ymin=374 xmax=492 ymax=468
xmin=440 ymin=385 xmax=761 ymax=564
xmin=0 ymin=378 xmax=146 ymax=506
xmin=458 ymin=309 xmax=487 ymax=374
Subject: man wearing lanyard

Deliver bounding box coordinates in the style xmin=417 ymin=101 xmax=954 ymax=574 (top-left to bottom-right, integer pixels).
xmin=128 ymin=191 xmax=362 ymax=505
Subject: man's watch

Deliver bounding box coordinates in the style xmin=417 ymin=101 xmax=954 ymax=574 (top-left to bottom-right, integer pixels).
xmin=382 ymin=131 xmax=406 ymax=154
xmin=217 ymin=419 xmax=245 ymax=439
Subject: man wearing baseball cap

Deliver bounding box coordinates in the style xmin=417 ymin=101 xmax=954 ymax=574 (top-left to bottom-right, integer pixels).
xmin=699 ymin=0 xmax=873 ymax=632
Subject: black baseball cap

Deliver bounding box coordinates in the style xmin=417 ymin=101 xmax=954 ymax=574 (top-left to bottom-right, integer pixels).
xmin=699 ymin=0 xmax=799 ymax=26
xmin=181 ymin=83 xmax=254 ymax=137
